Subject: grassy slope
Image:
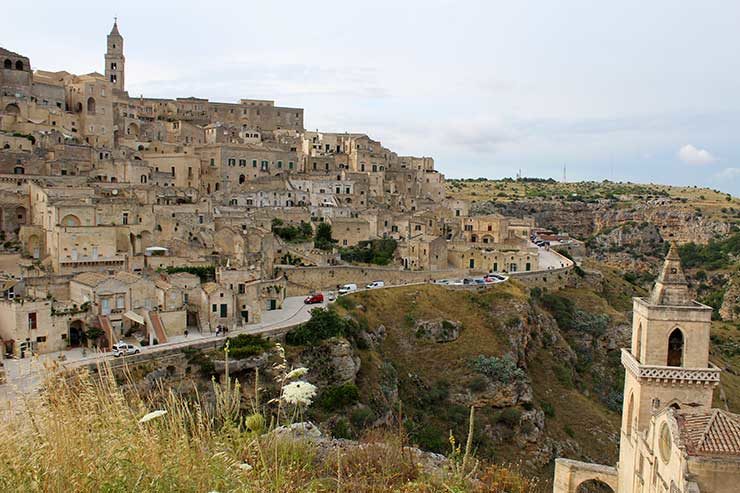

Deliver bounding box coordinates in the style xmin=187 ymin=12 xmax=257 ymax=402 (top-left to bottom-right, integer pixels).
xmin=340 ymin=282 xmax=623 ymax=477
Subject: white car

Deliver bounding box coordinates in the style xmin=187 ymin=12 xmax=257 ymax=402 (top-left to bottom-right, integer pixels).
xmin=338 ymin=283 xmax=358 ymax=295
xmin=112 ymin=342 xmax=141 ymax=357
xmin=366 ymin=281 xmax=385 ymax=289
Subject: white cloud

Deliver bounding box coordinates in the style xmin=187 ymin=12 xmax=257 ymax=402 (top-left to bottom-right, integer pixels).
xmin=677 ymin=144 xmax=716 ymax=165
xmin=714 ymin=167 xmax=740 ymax=180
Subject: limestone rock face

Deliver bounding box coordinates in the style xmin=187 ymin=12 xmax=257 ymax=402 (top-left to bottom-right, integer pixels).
xmin=469 ymin=379 xmax=533 ymax=408
xmin=213 ymin=352 xmax=269 ymax=374
xmin=720 ymin=273 xmax=740 ymax=321
xmin=300 ymin=337 xmax=360 ymax=387
xmin=414 ymin=319 xmax=461 ymax=343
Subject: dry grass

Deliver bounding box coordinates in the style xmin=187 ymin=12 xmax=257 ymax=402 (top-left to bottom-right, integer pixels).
xmin=0 ymin=357 xmax=537 ymax=492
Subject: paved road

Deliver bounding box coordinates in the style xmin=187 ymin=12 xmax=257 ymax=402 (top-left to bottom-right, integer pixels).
xmin=0 ymin=294 xmax=326 ymax=410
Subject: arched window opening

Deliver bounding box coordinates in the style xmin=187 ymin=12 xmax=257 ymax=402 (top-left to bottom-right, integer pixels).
xmin=239 ymin=174 xmax=245 ymax=184
xmin=669 ymin=402 xmax=681 ymax=410
xmin=60 ymin=214 xmax=81 ymax=227
xmin=667 ymin=328 xmax=684 ymax=367
xmin=576 ymin=479 xmax=615 ymax=493
xmin=87 ymin=97 xmax=96 ymax=114
xmin=75 ymin=102 xmax=82 ymax=113
xmin=15 ymin=60 xmax=23 ymax=70
xmin=3 ymin=59 xmax=11 ymax=69
xmin=634 ymin=323 xmax=643 ymax=362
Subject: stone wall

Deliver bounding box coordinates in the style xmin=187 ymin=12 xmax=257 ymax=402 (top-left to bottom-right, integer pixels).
xmin=278 ymin=265 xmax=471 ymax=296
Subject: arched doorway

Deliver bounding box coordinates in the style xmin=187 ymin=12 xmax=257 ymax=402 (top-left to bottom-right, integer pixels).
xmin=4 ymin=103 xmax=20 ymax=115
xmin=27 ymin=234 xmax=40 ymax=259
xmin=87 ymin=97 xmax=96 ymax=114
xmin=60 ymin=214 xmax=81 ymax=227
xmin=15 ymin=206 xmax=26 ymax=225
xmin=69 ymin=320 xmax=86 ymax=348
xmin=667 ymin=328 xmax=684 ymax=367
xmin=3 ymin=59 xmax=11 ymax=69
xmin=576 ymin=479 xmax=615 ymax=493
xmin=15 ymin=60 xmax=23 ymax=70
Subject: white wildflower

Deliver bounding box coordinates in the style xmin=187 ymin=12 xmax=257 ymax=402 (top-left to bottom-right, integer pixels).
xmin=281 ymin=380 xmax=317 ymax=406
xmin=285 ymin=367 xmax=308 ymax=380
xmin=238 ymin=462 xmax=253 ymax=471
xmin=138 ymin=409 xmax=167 ymax=423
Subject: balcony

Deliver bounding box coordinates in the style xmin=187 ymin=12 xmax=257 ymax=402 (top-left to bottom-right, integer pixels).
xmin=621 ymin=349 xmax=721 ymax=384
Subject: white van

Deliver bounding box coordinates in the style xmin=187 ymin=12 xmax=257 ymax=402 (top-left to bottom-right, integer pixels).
xmin=338 ymin=283 xmax=357 ymax=295
xmin=366 ymin=281 xmax=385 ymax=289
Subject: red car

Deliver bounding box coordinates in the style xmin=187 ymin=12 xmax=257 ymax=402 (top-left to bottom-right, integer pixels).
xmin=304 ymin=293 xmax=324 ymax=304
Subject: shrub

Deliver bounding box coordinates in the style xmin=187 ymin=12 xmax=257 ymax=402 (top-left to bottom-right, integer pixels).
xmin=335 ymin=296 xmax=356 ymax=310
xmin=467 ymin=376 xmax=488 ymax=392
xmin=331 ymin=417 xmax=353 ymax=439
xmin=350 ymin=406 xmax=377 ymax=428
xmin=470 ymin=354 xmax=525 ymax=384
xmin=314 ymin=222 xmax=336 ymax=251
xmin=163 ymin=265 xmax=215 ymax=282
xmin=225 ymin=334 xmax=272 ymax=359
xmin=271 ymin=219 xmax=313 ymax=243
xmin=495 ymin=408 xmax=521 ymax=427
xmin=317 ymin=383 xmax=360 ymax=411
xmin=285 ymin=308 xmax=351 ymax=345
xmin=541 ymin=401 xmax=555 ymax=418
xmin=340 ymin=239 xmax=398 ymax=265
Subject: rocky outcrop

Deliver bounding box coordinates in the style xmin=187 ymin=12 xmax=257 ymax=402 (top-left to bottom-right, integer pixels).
xmin=213 ymin=352 xmax=269 ymax=374
xmin=414 ymin=319 xmax=462 ymax=343
xmin=474 ymin=199 xmax=731 ymax=245
xmin=299 ymin=337 xmax=361 ymax=387
xmin=720 ymin=273 xmax=740 ymax=321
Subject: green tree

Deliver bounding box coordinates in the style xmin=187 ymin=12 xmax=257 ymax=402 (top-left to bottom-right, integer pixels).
xmin=314 ymin=222 xmax=336 ymax=251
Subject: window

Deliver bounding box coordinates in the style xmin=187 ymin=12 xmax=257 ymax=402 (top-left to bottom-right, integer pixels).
xmin=238 ymin=283 xmax=245 ymax=294
xmin=212 ymin=304 xmax=217 ymax=313
xmin=277 ymin=160 xmax=283 ymax=168
xmin=288 ymin=161 xmax=294 ymax=170
xmin=28 ymin=312 xmax=38 ymax=330
xmin=111 ymin=62 xmax=117 ymax=70
xmin=239 ymin=159 xmax=246 ymax=167
xmin=210 ymin=158 xmax=215 ymax=167
xmin=116 ymin=295 xmax=125 ymax=309
xmin=252 ymin=159 xmax=257 ymax=168
xmin=667 ymin=328 xmax=684 ymax=367
xmin=228 ymin=158 xmax=236 ymax=167
xmin=122 ymin=212 xmax=128 ymax=225
xmin=36 ymin=336 xmax=46 ymax=343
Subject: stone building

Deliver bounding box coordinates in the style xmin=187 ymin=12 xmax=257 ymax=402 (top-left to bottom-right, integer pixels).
xmin=552 ymin=244 xmax=740 ymax=493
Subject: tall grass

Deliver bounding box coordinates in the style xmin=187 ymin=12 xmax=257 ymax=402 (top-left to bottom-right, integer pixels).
xmin=0 ymin=355 xmax=538 ymax=492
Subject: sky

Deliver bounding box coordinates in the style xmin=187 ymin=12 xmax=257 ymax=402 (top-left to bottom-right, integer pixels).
xmin=5 ymin=1 xmax=740 ymax=193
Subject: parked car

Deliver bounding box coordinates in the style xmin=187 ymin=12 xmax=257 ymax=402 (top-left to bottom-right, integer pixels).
xmin=366 ymin=280 xmax=385 ymax=289
xmin=338 ymin=283 xmax=358 ymax=295
xmin=327 ymin=291 xmax=336 ymax=301
xmin=434 ymin=279 xmax=451 ymax=285
xmin=472 ymin=278 xmax=486 ymax=285
xmin=304 ymin=292 xmax=324 ymax=304
xmin=112 ymin=342 xmax=140 ymax=357
xmin=485 ymin=274 xmax=508 ymax=283
xmin=462 ymin=278 xmax=474 ymax=285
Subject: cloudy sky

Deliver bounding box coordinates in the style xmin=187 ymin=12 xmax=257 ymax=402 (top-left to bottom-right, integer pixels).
xmin=5 ymin=1 xmax=740 ymax=193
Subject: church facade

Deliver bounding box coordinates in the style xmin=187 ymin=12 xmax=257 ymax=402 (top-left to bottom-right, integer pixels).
xmin=553 ymin=244 xmax=740 ymax=492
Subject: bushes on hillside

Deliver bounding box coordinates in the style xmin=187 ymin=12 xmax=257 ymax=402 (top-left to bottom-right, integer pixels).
xmin=314 ymin=223 xmax=336 ymax=251
xmin=225 ymin=334 xmax=272 ymax=359
xmin=340 ymin=239 xmax=398 ymax=265
xmin=470 ymin=354 xmax=525 ymax=384
xmin=285 ymin=307 xmax=356 ymax=345
xmin=271 ymin=219 xmax=312 ymax=243
xmin=540 ymin=293 xmax=609 ymax=335
xmin=163 ymin=265 xmax=215 ymax=282
xmin=317 ymin=383 xmax=360 ymax=411
xmin=678 ymin=232 xmax=740 ymax=270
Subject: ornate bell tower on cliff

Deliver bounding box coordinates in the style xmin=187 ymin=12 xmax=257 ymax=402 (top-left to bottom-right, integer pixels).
xmin=105 ymin=18 xmax=125 ymax=92
xmin=617 ymin=242 xmax=720 ymax=492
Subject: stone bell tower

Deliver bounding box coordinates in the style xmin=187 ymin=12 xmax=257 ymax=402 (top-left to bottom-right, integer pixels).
xmin=617 ymin=242 xmax=720 ymax=493
xmin=105 ymin=18 xmax=125 ymax=92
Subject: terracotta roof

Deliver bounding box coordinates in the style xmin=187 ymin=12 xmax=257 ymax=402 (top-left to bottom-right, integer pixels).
xmin=677 ymin=409 xmax=740 ymax=457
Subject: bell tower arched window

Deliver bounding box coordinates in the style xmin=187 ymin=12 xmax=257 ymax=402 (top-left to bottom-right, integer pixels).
xmin=667 ymin=328 xmax=684 ymax=367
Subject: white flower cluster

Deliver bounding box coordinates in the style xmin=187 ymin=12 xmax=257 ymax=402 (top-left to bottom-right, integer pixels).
xmin=281 ymin=380 xmax=317 ymax=406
